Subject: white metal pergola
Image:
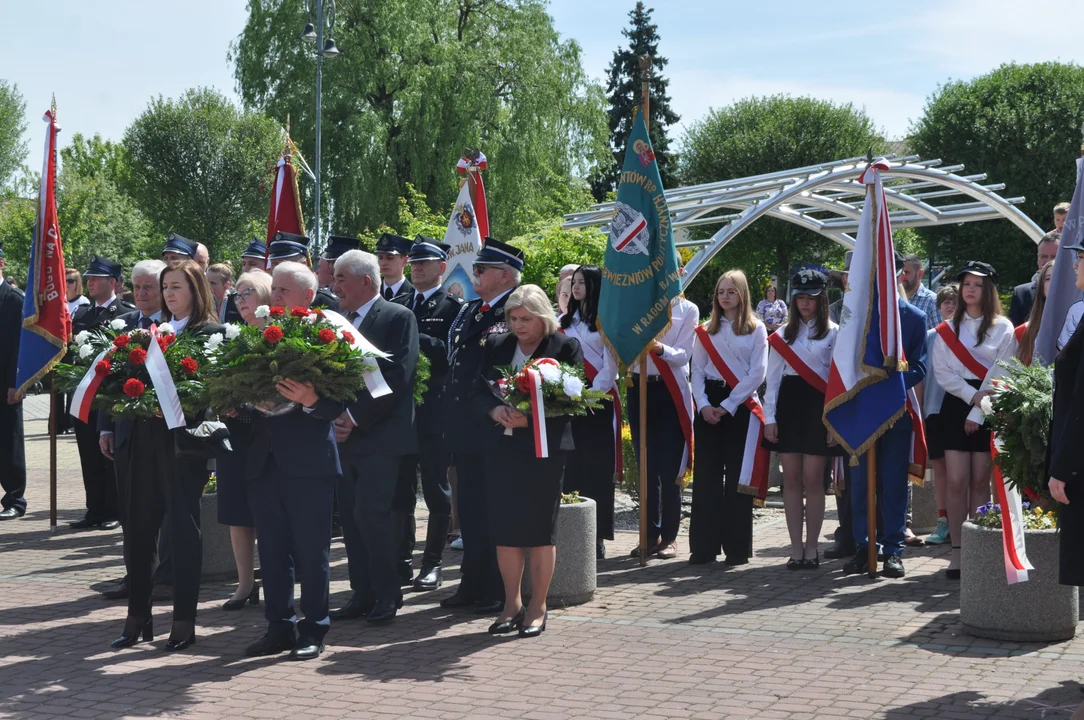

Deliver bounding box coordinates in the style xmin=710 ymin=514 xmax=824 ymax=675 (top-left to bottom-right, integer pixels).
xmin=562 ymin=154 xmax=1044 ymax=285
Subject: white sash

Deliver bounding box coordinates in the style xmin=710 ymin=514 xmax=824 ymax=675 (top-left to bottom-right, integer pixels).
xmin=323 ymin=309 xmax=393 ymax=398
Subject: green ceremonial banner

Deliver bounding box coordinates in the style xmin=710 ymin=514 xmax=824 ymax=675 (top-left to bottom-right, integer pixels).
xmin=597 ymin=108 xmax=682 ymax=368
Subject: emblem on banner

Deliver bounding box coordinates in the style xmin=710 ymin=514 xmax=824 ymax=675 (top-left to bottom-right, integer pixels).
xmin=610 ymin=202 xmax=650 ymax=256
xmin=454 ymin=201 xmax=476 ymax=236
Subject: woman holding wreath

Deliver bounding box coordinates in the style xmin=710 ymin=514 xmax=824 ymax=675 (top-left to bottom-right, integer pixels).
xmin=112 ymin=259 xmax=225 ymax=651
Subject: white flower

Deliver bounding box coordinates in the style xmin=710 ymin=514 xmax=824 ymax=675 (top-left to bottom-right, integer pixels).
xmin=157 ymin=322 xmax=174 ymax=335
xmin=979 ymin=395 xmax=994 ymax=416
xmin=77 ymin=344 xmax=94 ymax=359
xmin=562 ymin=375 xmax=584 ymax=399
xmin=254 ymin=305 xmax=270 ymax=319
xmin=223 ymin=324 xmax=241 ymax=340
xmin=109 ymin=318 xmax=127 ymax=331
xmin=75 ymin=330 xmax=91 ymax=345
xmin=303 ymin=313 xmax=320 ymax=325
xmin=206 ymin=332 xmax=224 ymax=351
xmin=537 ymin=363 xmax=562 ymax=383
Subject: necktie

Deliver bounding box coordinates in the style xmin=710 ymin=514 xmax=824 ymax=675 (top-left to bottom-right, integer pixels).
xmin=383 ymin=286 xmax=393 ymax=301
xmin=140 ymin=316 xmax=153 ymax=329
xmin=413 ymin=293 xmax=423 ymax=311
xmin=480 ymin=303 xmax=491 ymax=313
xmin=346 ymin=310 xmax=360 ymax=324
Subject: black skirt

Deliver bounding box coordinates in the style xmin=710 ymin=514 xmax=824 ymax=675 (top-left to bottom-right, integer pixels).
xmin=940 ymin=379 xmax=989 ymax=453
xmin=485 ymin=426 xmax=565 ymax=547
xmin=925 ymin=413 xmax=945 ymax=461
xmin=762 ymin=375 xmax=843 ymax=457
xmin=215 ymin=417 xmax=254 ymax=527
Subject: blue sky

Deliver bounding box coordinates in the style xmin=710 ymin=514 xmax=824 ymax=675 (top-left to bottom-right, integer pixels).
xmin=2 ymin=0 xmax=1082 ymax=156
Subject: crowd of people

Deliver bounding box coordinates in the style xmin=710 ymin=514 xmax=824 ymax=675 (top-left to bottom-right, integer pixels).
xmin=0 ymin=197 xmax=1082 ymax=660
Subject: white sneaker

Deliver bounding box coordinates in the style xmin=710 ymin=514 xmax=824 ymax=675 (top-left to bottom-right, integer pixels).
xmin=450 ymin=536 xmax=464 ymax=550
xmin=926 ymin=517 xmax=950 ymax=545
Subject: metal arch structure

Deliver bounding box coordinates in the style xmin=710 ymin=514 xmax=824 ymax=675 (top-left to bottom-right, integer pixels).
xmin=562 ymin=154 xmax=1045 ymax=285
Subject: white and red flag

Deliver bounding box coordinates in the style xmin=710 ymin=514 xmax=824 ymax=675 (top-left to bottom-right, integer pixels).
xmin=264 ymin=147 xmax=306 ymax=269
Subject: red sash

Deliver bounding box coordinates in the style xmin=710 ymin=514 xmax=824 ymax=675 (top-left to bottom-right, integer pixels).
xmin=583 ymin=356 xmax=624 ymax=479
xmin=767 ymin=332 xmax=828 ymax=393
xmin=648 ymin=352 xmax=694 ymax=480
xmin=935 ymin=321 xmax=990 ymax=378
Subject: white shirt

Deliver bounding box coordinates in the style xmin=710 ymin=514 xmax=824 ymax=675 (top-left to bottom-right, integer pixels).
xmin=382 ymin=278 xmax=407 ymax=297
xmin=511 ymin=344 xmax=530 ymax=372
xmin=481 ymin=288 xmax=513 ymax=309
xmin=932 ymin=313 xmax=1016 ymax=425
xmin=68 ymin=296 xmax=89 ymax=316
xmin=691 ymin=318 xmax=768 ymax=414
xmin=413 ymin=286 xmax=440 ymax=306
xmin=763 ymin=318 xmax=839 ymax=425
xmin=95 ymin=294 xmax=117 ymax=309
xmin=170 ymin=315 xmax=190 ymax=334
xmin=1059 ymin=300 xmax=1084 ymax=352
xmin=631 ymin=297 xmax=698 ymax=378
xmin=922 ymin=328 xmax=945 ymax=417
xmin=567 ymin=312 xmax=619 ymax=393
xmin=348 ymin=295 xmax=381 ymax=328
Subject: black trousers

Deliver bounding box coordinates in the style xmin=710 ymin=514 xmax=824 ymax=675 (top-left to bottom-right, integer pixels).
xmin=250 ymin=458 xmax=333 ymax=640
xmin=627 ymin=378 xmax=684 ymax=546
xmin=688 ymin=384 xmax=753 ymax=560
xmin=73 ymin=411 xmax=117 ymax=521
xmin=455 ymin=452 xmax=502 ymax=602
xmin=0 ymin=400 xmax=26 ymax=513
xmin=339 ymin=452 xmax=402 ymax=606
xmin=566 ymin=402 xmax=617 ymax=539
xmin=115 ymin=437 xmax=173 ymax=586
xmin=125 ymin=420 xmax=207 ymax=620
xmin=394 ymin=433 xmax=453 ymax=569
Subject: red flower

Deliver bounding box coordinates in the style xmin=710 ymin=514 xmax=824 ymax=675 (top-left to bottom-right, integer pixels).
xmin=315 ymin=309 xmax=326 ymax=319
xmin=157 ymin=338 xmax=171 ymax=352
xmin=269 ymin=306 xmax=285 ymax=318
xmin=180 ymin=357 xmax=199 ymax=375
xmin=340 ymin=331 xmax=355 ymax=345
xmin=112 ymin=334 xmax=130 ymax=349
xmin=516 ymin=372 xmax=532 ymax=393
xmin=122 ymin=378 xmax=145 ymax=398
xmin=317 ymin=328 xmax=337 ymax=344
xmin=263 ymin=325 xmax=284 ymax=344
xmin=291 ymin=306 xmax=311 ymax=318
xmin=95 ymin=359 xmax=111 ymax=376
xmin=127 ymin=348 xmax=147 ymax=365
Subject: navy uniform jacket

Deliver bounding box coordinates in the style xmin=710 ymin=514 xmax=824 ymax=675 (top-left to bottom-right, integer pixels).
xmin=405 ymin=287 xmax=463 ymax=432
xmin=443 ymin=290 xmax=514 ymax=454
xmin=247 ymin=398 xmax=345 ymax=480
xmin=313 ymin=287 xmax=340 ymax=313
xmin=1008 ymin=280 xmax=1036 ymax=327
xmin=384 ymin=277 xmax=415 ymax=305
xmin=898 ymin=298 xmax=928 ymax=391
xmin=342 ymin=296 xmax=419 ymax=457
xmin=0 ymin=281 xmax=24 ymax=391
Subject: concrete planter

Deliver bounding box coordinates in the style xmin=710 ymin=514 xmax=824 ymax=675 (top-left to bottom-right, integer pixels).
xmin=522 ymin=497 xmax=596 ymax=607
xmin=960 ymin=522 xmax=1078 ymax=642
xmin=200 ymin=493 xmax=236 ymax=582
xmin=909 ymin=470 xmax=939 ymax=535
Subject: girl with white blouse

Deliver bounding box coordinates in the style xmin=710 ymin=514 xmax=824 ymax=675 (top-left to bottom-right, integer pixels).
xmin=689 ymin=270 xmax=768 ymax=566
xmin=931 ymin=262 xmax=1016 ymax=579
xmin=763 ymin=270 xmax=841 ymax=570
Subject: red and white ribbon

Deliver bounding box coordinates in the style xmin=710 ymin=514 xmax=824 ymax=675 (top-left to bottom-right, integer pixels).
xmin=70 ymin=347 xmax=113 ymax=423
xmin=990 ymin=436 xmax=1033 ymax=584
xmin=146 ymin=325 xmax=185 ymax=429
xmin=526 ymin=367 xmax=548 ymax=458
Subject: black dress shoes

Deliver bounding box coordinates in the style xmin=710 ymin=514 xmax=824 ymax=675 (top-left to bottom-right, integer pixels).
xmin=245 ymin=626 xmax=297 ymax=657
xmin=164 ymin=621 xmax=196 ymax=652
xmin=289 ymin=636 xmax=324 ymax=661
xmin=102 ymin=579 xmax=130 ymax=600
xmin=823 ymin=541 xmax=855 ymax=560
xmin=110 ymin=616 xmax=153 ymax=648
xmin=329 ymin=594 xmax=373 ymax=620
xmin=413 ymin=566 xmax=442 ymax=591
xmin=398 ymin=563 xmax=414 ymax=587
xmin=223 ymin=583 xmax=261 ymax=611
xmin=440 ymin=590 xmax=478 ymax=609
xmin=518 ymin=611 xmax=547 ymax=638
xmin=473 ymin=599 xmax=503 ymax=615
xmin=882 ymin=555 xmax=905 ymax=578
xmin=0 ymin=507 xmax=24 ymax=520
xmin=488 ymin=607 xmax=525 ymax=635
xmin=366 ymin=597 xmax=404 ymax=625
xmin=842 ymin=551 xmax=869 ymax=575
xmin=69 ymin=516 xmax=101 ymax=530
xmin=100 ymin=519 xmax=121 ymax=531
xmin=688 ymin=553 xmax=716 ymax=565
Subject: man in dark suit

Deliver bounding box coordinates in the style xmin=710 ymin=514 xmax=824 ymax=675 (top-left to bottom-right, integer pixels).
xmin=440 ymin=237 xmax=524 ymax=614
xmin=245 ymin=261 xmax=345 ymax=661
xmin=390 ymin=238 xmax=464 ymax=592
xmin=70 ymin=256 xmax=134 ymax=530
xmin=1009 ymin=231 xmax=1060 ymax=326
xmin=329 ymin=249 xmax=419 ymax=624
xmin=97 ymin=259 xmax=172 ymax=600
xmin=268 ymin=231 xmax=340 ymax=311
xmin=0 ymin=244 xmax=27 ymax=520
xmin=375 ymin=233 xmax=415 ymax=303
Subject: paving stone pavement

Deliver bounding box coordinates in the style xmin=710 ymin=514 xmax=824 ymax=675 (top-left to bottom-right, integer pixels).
xmin=2 ymin=396 xmax=1083 ymax=719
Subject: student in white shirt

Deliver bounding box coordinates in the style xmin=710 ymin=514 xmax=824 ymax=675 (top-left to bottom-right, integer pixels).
xmin=931 ymin=262 xmax=1016 ymax=579
xmin=689 ymin=270 xmax=767 ymax=566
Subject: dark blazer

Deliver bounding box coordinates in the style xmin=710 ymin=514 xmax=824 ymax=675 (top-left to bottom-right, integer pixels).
xmin=221 ymin=291 xmax=243 ymax=324
xmin=384 ymin=277 xmax=415 ymax=305
xmin=408 ymin=287 xmax=464 ymax=431
xmin=71 ymin=295 xmax=135 ymax=334
xmin=342 ymin=296 xmax=420 ymax=456
xmin=443 ymin=291 xmax=514 ymax=452
xmin=0 ymin=281 xmax=24 ymax=391
xmin=313 ymin=287 xmax=340 ymax=313
xmin=1051 ymin=320 xmax=1084 ymax=585
xmin=899 ymin=298 xmax=928 ymax=390
xmin=1008 ymin=280 xmax=1036 ymax=327
xmin=470 ymin=331 xmax=583 ymax=457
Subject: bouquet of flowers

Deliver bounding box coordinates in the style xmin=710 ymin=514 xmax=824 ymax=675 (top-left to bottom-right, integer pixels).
xmin=202 ymin=305 xmax=374 ymax=413
xmin=493 ymin=358 xmax=610 ymax=418
xmin=983 ymin=360 xmax=1053 ymax=504
xmin=55 ymin=320 xmax=211 ymax=419
xmin=971 ymin=501 xmax=1057 ymax=531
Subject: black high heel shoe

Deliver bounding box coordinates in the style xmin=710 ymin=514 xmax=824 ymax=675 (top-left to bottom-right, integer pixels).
xmin=518 ymin=611 xmax=547 ymax=638
xmin=488 ymin=607 xmax=526 ymax=635
xmin=164 ymin=621 xmax=196 ymax=651
xmin=111 ymin=616 xmax=153 ymax=648
xmin=222 ymin=582 xmax=260 ymax=611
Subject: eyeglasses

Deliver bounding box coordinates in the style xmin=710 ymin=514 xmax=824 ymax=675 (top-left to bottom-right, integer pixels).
xmin=237 ymin=288 xmax=258 ymax=300
xmin=716 ymin=289 xmax=739 ymax=298
xmin=473 ymin=265 xmax=494 ymax=275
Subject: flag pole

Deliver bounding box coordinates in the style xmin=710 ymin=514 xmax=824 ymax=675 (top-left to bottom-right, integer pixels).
xmin=49 ymin=374 xmax=57 ymax=532
xmin=865 ymin=151 xmax=878 ymax=579
xmin=636 ymin=55 xmax=653 ymax=566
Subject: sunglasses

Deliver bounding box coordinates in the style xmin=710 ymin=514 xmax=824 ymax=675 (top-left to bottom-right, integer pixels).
xmin=66 ymin=278 xmax=77 ymax=285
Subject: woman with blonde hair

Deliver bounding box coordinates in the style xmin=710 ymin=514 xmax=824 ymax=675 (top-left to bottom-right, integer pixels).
xmin=1015 ymin=260 xmax=1054 ymax=366
xmin=689 ymin=270 xmax=768 ymax=566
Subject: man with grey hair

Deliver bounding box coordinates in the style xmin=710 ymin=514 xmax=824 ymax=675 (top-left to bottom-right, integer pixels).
xmin=329 ymin=249 xmax=419 ymax=625
xmin=440 ymin=237 xmax=524 ymax=613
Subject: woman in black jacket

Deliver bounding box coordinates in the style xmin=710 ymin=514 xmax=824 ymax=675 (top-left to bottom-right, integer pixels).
xmin=112 ymin=260 xmax=224 ymax=651
xmin=472 ymin=284 xmax=582 ymax=638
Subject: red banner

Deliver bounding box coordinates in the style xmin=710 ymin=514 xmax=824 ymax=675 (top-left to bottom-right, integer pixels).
xmin=265 ymin=150 xmax=306 ymax=268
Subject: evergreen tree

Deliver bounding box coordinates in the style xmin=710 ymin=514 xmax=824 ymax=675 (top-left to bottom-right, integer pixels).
xmin=591 ymin=2 xmax=680 ymax=200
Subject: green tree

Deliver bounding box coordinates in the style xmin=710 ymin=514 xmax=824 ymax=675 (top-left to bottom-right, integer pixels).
xmin=122 ymin=88 xmax=284 ymax=262
xmin=590 ymin=2 xmax=680 ymax=201
xmin=60 ymin=133 xmax=130 ymax=188
xmin=0 ymin=80 xmax=27 ymax=189
xmin=909 ymin=62 xmax=1084 ymax=288
xmin=231 ymin=0 xmax=609 ymax=242
xmin=678 ymin=95 xmax=886 ymax=307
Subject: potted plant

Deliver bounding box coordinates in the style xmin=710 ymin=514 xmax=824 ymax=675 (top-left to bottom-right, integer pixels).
xmin=200 ymin=473 xmax=237 ymax=581
xmin=522 ymin=492 xmax=597 ymax=607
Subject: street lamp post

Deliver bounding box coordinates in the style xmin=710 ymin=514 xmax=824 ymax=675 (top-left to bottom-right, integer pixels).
xmin=300 ymin=0 xmax=341 ymax=253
